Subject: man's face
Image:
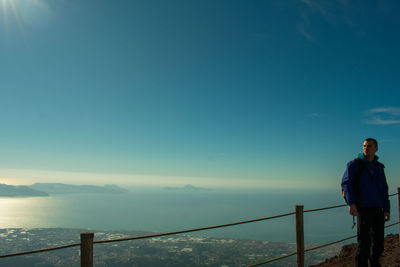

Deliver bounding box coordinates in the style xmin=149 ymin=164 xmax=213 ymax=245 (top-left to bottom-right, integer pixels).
xmin=363 ymin=140 xmax=378 ymax=158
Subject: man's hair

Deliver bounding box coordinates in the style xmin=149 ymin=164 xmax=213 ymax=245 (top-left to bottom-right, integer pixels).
xmin=364 ymin=138 xmax=378 ymax=148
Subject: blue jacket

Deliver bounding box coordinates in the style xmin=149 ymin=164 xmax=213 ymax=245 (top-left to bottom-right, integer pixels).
xmin=341 ymin=156 xmax=390 ymax=213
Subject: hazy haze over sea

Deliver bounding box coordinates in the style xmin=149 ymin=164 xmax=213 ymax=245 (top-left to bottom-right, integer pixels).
xmin=1 ymin=187 xmax=398 ymax=244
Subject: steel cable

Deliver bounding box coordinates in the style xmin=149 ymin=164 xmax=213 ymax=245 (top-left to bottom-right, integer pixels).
xmin=94 ymin=211 xmax=296 ymax=244
xmin=247 ymin=251 xmax=298 ymax=267
xmin=0 ymin=243 xmax=80 ymax=259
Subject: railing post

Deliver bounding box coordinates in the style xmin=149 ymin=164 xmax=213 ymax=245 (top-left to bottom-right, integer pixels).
xmin=81 ymin=232 xmax=94 ymax=267
xmin=295 ymin=205 xmax=304 ymax=267
xmin=397 ymin=188 xmax=400 ymax=245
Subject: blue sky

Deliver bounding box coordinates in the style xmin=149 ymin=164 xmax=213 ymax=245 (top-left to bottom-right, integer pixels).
xmin=1 ymin=0 xmax=399 ymax=189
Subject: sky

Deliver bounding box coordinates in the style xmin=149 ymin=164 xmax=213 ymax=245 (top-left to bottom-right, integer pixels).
xmin=1 ymin=0 xmax=399 ymax=189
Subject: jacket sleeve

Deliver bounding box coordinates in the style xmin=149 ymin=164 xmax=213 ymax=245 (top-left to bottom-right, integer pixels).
xmin=382 ymin=169 xmax=390 ymax=213
xmin=341 ymin=161 xmax=356 ymax=206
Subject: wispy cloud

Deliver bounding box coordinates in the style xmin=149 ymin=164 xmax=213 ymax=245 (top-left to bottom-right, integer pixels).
xmin=297 ymin=21 xmax=314 ymax=41
xmin=300 ymin=0 xmax=328 ymax=16
xmin=309 ymin=113 xmax=321 ymax=118
xmin=296 ymin=6 xmax=314 ymax=41
xmin=297 ymin=0 xmax=363 ymax=42
xmin=297 ymin=0 xmax=333 ymax=42
xmin=367 ymin=107 xmax=400 ymax=115
xmin=366 ymin=107 xmax=400 ymax=125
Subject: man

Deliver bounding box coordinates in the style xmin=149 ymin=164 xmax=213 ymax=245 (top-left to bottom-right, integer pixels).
xmin=341 ymin=138 xmax=390 ymax=267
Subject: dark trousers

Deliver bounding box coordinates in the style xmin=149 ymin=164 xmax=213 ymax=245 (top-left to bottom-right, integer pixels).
xmin=355 ymin=208 xmax=384 ymax=267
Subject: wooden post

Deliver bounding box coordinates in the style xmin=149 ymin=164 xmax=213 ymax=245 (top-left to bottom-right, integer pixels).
xmin=397 ymin=188 xmax=400 ymax=244
xmin=295 ymin=205 xmax=304 ymax=267
xmin=81 ymin=232 xmax=94 ymax=267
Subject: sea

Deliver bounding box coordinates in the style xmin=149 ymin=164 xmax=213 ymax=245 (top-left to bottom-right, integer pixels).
xmin=0 ymin=188 xmax=398 ymax=244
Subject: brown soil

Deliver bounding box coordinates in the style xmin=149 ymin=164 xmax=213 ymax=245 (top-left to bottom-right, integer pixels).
xmin=310 ymin=234 xmax=400 ymax=267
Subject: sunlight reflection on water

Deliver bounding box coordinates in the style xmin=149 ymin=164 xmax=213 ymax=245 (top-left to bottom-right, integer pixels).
xmin=0 ymin=196 xmax=71 ymax=228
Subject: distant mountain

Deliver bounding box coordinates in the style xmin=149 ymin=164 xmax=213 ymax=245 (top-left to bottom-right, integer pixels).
xmin=0 ymin=184 xmax=48 ymax=197
xmin=29 ymin=183 xmax=129 ymax=194
xmin=163 ymin=184 xmax=210 ymax=191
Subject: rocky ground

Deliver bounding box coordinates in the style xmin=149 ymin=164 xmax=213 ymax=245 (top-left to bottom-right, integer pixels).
xmin=311 ymin=234 xmax=400 ymax=267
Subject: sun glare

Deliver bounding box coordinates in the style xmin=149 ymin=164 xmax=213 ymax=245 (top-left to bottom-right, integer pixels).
xmin=1 ymin=0 xmax=20 ymax=17
xmin=1 ymin=0 xmax=51 ymax=34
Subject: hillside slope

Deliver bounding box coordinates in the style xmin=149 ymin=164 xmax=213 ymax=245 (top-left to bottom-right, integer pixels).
xmin=311 ymin=234 xmax=400 ymax=267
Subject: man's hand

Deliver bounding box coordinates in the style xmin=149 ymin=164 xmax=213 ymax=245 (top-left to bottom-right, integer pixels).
xmin=349 ymin=204 xmax=358 ymax=216
xmin=384 ymin=212 xmax=390 ymax=222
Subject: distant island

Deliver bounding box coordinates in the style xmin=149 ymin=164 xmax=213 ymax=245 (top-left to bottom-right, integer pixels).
xmin=30 ymin=183 xmax=129 ymax=194
xmin=0 ymin=184 xmax=49 ymax=197
xmin=163 ymin=184 xmax=210 ymax=191
xmin=0 ymin=183 xmax=129 ymax=197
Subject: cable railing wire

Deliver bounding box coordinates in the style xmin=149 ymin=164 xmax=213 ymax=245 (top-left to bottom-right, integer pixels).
xmin=305 ymin=221 xmax=399 ymax=253
xmin=304 ymin=191 xmax=399 ymax=213
xmin=0 ymin=243 xmax=80 ymax=259
xmin=304 ymin=203 xmax=347 ymax=213
xmin=94 ymin=211 xmax=296 ymax=245
xmin=247 ymin=251 xmax=298 ymax=267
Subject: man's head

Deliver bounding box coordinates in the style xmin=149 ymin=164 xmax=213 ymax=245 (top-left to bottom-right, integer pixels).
xmin=363 ymin=138 xmax=378 ymax=160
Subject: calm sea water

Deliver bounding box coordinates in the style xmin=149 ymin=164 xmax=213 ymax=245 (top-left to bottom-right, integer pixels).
xmin=0 ymin=188 xmax=398 ymax=243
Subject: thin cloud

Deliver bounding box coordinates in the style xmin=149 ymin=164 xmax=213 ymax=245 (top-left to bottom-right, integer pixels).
xmin=297 ymin=0 xmax=329 ymax=42
xmin=309 ymin=113 xmax=321 ymax=118
xmin=297 ymin=11 xmax=314 ymax=41
xmin=298 ymin=0 xmax=362 ymax=41
xmin=366 ymin=107 xmax=400 ymax=125
xmin=300 ymin=0 xmax=328 ymax=16
xmin=367 ymin=119 xmax=400 ymax=125
xmin=367 ymin=107 xmax=400 ymax=115
xmin=297 ymin=23 xmax=314 ymax=42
